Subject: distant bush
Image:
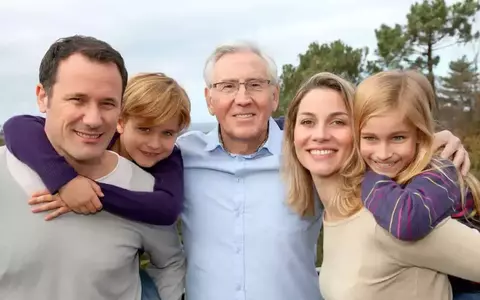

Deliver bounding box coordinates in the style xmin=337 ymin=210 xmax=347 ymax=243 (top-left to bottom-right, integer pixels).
xmin=464 ymin=133 xmax=480 ymax=178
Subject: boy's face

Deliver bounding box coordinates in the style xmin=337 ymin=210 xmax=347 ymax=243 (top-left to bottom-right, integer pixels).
xmin=117 ymin=116 xmax=181 ymax=168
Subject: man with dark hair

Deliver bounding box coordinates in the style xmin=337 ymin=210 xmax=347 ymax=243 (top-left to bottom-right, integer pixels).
xmin=0 ymin=35 xmax=185 ymax=300
xmin=39 ymin=35 xmax=128 ymax=96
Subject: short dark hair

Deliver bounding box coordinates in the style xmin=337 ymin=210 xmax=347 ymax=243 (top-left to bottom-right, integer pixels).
xmin=39 ymin=35 xmax=128 ymax=95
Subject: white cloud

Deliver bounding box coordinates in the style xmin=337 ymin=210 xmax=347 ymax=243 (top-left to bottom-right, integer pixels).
xmin=0 ymin=0 xmax=477 ymax=124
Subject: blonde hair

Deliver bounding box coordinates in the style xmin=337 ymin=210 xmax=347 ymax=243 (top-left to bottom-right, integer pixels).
xmin=122 ymin=72 xmax=191 ymax=130
xmin=354 ymin=69 xmax=480 ymax=223
xmin=282 ymin=72 xmax=364 ymax=217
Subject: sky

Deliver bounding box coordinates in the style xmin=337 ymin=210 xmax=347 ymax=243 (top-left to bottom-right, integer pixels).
xmin=0 ymin=0 xmax=478 ymax=125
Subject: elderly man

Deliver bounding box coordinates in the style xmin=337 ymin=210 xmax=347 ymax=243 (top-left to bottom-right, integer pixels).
xmin=0 ymin=35 xmax=185 ymax=300
xmin=177 ymin=41 xmax=471 ymax=300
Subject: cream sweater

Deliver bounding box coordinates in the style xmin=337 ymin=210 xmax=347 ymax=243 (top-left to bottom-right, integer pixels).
xmin=319 ymin=208 xmax=480 ymax=300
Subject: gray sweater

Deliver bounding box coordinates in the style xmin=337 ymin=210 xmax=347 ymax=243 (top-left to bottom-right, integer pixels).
xmin=0 ymin=146 xmax=185 ymax=300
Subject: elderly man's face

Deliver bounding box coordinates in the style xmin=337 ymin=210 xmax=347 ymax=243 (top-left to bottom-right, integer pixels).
xmin=205 ymin=51 xmax=279 ymax=143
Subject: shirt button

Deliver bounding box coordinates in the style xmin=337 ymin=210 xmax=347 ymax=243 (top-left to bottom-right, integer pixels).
xmin=236 ymin=284 xmax=241 ymax=291
xmin=236 ymin=247 xmax=241 ymax=253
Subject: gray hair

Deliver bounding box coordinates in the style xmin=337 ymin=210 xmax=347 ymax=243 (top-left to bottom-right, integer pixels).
xmin=203 ymin=40 xmax=279 ymax=86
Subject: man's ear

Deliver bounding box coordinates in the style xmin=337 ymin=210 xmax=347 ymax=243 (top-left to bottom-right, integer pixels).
xmin=272 ymin=84 xmax=280 ymax=112
xmin=205 ymin=87 xmax=215 ymax=116
xmin=117 ymin=118 xmax=126 ymax=134
xmin=36 ymin=84 xmax=48 ymax=113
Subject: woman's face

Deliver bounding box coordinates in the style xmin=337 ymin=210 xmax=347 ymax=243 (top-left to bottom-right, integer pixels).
xmin=293 ymin=88 xmax=354 ymax=178
xmin=117 ymin=116 xmax=181 ymax=168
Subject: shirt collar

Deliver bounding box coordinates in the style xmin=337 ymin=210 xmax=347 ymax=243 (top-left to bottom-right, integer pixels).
xmin=204 ymin=117 xmax=283 ymax=156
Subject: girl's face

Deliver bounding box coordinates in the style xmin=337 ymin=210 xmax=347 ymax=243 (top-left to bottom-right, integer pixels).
xmin=293 ymin=88 xmax=353 ymax=178
xmin=117 ymin=116 xmax=181 ymax=168
xmin=359 ymin=110 xmax=417 ymax=178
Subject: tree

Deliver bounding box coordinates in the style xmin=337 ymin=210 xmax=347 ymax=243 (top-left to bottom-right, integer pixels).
xmin=370 ymin=24 xmax=413 ymax=71
xmin=369 ymin=0 xmax=480 ymax=106
xmin=406 ymin=0 xmax=480 ymax=99
xmin=437 ymin=56 xmax=479 ymax=129
xmin=275 ymin=40 xmax=369 ymax=116
xmin=439 ymin=55 xmax=479 ymax=108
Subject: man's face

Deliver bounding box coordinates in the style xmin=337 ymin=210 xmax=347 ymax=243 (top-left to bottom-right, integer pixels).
xmin=205 ymin=51 xmax=279 ymax=143
xmin=37 ymin=53 xmax=123 ymax=164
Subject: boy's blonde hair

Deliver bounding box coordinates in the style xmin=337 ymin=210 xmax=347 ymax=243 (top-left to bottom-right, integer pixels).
xmin=122 ymin=72 xmax=191 ymax=131
xmin=282 ymin=72 xmax=364 ymax=217
xmin=354 ymin=69 xmax=480 ymax=223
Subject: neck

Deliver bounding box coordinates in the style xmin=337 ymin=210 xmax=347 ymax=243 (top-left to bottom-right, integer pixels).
xmin=65 ymin=151 xmax=118 ymax=180
xmin=49 ymin=137 xmax=118 ymax=180
xmin=111 ymin=138 xmax=132 ymax=162
xmin=312 ymin=174 xmax=345 ymax=222
xmin=219 ymin=126 xmax=269 ymax=156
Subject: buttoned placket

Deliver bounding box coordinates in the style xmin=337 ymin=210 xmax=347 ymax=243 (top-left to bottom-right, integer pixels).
xmin=233 ymin=155 xmax=246 ymax=299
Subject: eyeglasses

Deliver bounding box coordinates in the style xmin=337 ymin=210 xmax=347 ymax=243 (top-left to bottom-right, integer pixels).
xmin=211 ymin=79 xmax=271 ymax=94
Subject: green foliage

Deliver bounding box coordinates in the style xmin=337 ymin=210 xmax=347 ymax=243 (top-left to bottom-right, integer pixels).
xmin=440 ymin=55 xmax=479 ymax=108
xmin=275 ymin=0 xmax=480 ymax=115
xmin=465 ymin=129 xmax=480 ymax=177
xmin=370 ymin=24 xmax=413 ymax=71
xmin=406 ymin=0 xmax=480 ymax=95
xmin=275 ymin=40 xmax=369 ymax=117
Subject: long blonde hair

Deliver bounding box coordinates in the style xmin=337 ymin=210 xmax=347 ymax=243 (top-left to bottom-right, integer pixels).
xmin=282 ymin=72 xmax=364 ymax=217
xmin=354 ymin=69 xmax=480 ymax=223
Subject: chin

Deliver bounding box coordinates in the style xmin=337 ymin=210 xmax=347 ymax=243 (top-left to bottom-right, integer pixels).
xmin=312 ymin=171 xmax=338 ymax=178
xmin=231 ymin=129 xmax=261 ymax=140
xmin=368 ymin=167 xmax=397 ymax=178
xmin=308 ymin=166 xmax=340 ymax=178
xmin=70 ymin=151 xmax=104 ymax=162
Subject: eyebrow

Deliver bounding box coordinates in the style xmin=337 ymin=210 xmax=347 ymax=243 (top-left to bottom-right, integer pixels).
xmin=361 ymin=130 xmax=411 ymax=136
xmin=65 ymin=93 xmax=118 ymax=103
xmin=298 ymin=111 xmax=348 ymax=118
xmin=65 ymin=92 xmax=87 ymax=99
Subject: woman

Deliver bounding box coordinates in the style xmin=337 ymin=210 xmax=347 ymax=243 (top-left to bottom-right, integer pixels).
xmin=281 ymin=71 xmax=480 ymax=300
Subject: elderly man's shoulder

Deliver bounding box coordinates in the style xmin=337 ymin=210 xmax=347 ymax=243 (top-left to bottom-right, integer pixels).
xmin=176 ymin=130 xmax=210 ymax=151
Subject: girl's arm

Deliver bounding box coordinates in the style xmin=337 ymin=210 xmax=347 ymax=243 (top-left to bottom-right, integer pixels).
xmin=361 ymin=159 xmax=462 ymax=241
xmin=376 ymin=217 xmax=480 ymax=281
xmin=3 ymin=114 xmax=183 ymax=225
xmin=3 ymin=115 xmax=77 ymax=193
xmin=99 ymin=147 xmax=184 ymax=225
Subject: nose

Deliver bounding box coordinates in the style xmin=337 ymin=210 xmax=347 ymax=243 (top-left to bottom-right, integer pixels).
xmin=234 ymin=84 xmax=252 ymax=106
xmin=375 ymin=143 xmax=393 ymax=161
xmin=83 ymin=105 xmax=102 ymax=128
xmin=311 ymin=124 xmax=330 ymax=142
xmin=146 ymin=135 xmax=163 ymax=151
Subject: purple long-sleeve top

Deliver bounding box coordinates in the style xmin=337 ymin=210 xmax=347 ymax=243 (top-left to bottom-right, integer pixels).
xmin=361 ymin=158 xmax=466 ymax=241
xmin=3 ymin=114 xmax=184 ymax=226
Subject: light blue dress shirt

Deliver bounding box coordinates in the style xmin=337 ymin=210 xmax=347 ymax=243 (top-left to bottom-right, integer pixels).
xmin=177 ymin=118 xmax=323 ymax=300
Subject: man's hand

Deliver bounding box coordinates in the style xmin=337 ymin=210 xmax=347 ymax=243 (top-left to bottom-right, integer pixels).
xmin=433 ymin=130 xmax=471 ymax=176
xmin=29 ymin=190 xmax=72 ymax=221
xmin=58 ymin=176 xmax=104 ymax=214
